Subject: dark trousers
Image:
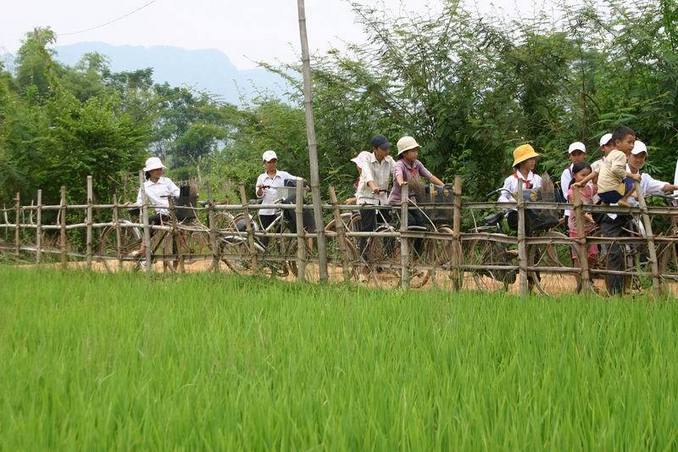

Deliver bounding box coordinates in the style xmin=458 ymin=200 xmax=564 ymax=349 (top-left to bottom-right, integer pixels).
xmin=358 ymin=206 xmax=391 ymax=259
xmin=599 ymin=214 xmax=632 ymax=295
xmin=407 ymin=209 xmax=426 ymax=256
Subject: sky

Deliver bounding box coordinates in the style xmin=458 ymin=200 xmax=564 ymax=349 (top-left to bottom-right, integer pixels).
xmin=1 ymin=0 xmax=555 ymax=70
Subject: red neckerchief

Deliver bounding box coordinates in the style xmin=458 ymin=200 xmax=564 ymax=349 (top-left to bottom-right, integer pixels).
xmin=514 ymin=171 xmax=533 ymax=189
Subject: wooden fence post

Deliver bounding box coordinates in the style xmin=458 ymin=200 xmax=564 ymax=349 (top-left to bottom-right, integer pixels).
xmin=239 ymin=184 xmax=258 ymax=270
xmin=572 ymin=186 xmax=592 ymax=292
xmin=400 ymin=183 xmax=411 ymax=289
xmin=86 ymin=176 xmax=93 ymax=270
xmin=139 ymin=171 xmax=152 ymax=273
xmin=207 ymin=187 xmax=220 ymax=272
xmin=635 ymin=182 xmax=662 ymax=295
xmin=14 ymin=192 xmax=20 ymax=257
xmin=112 ymin=194 xmax=122 ymax=271
xmin=451 ymin=176 xmax=463 ymax=291
xmin=36 ymin=189 xmax=42 ymax=264
xmin=329 ymin=186 xmax=351 ymax=282
xmin=59 ymin=186 xmax=67 ymax=269
xmin=516 ymin=181 xmax=529 ymax=297
xmin=295 ymin=178 xmax=307 ymax=282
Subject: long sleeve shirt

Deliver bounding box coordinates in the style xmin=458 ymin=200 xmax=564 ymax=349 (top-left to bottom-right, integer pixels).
xmin=597 ymin=150 xmax=628 ymax=194
xmin=135 ymin=177 xmax=180 ymax=215
xmin=497 ymin=171 xmax=543 ymax=203
xmin=351 ymin=151 xmax=395 ymax=205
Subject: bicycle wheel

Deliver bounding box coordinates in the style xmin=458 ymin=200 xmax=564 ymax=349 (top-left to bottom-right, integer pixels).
xmin=98 ymin=222 xmax=143 ymax=271
xmin=424 ymin=226 xmax=460 ymax=289
xmin=464 ymin=238 xmax=517 ymax=292
xmin=364 ymin=225 xmax=401 ymax=288
xmin=218 ymin=213 xmax=256 ymax=275
xmin=324 ymin=213 xmax=359 ymax=281
xmin=527 ymin=230 xmax=579 ymax=296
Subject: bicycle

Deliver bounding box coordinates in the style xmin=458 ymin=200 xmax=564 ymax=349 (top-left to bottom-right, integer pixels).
xmin=464 ymin=188 xmax=575 ymax=295
xmin=218 ymin=180 xmax=313 ymax=278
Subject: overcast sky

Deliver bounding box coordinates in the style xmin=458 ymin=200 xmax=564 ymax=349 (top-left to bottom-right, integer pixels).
xmin=2 ymin=0 xmax=555 ymax=69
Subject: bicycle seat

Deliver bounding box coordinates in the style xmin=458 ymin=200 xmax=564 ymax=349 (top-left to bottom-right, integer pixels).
xmin=483 ymin=212 xmax=505 ymax=226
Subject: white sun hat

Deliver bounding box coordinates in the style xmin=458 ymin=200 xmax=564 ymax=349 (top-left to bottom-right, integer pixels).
xmin=143 ymin=157 xmax=166 ymax=172
xmin=567 ymin=142 xmax=586 ymax=154
xmin=599 ymin=133 xmax=613 ymax=147
xmin=262 ymin=150 xmax=278 ymax=162
xmin=631 ymin=140 xmax=648 ymax=155
xmin=396 ymin=136 xmax=420 ymax=156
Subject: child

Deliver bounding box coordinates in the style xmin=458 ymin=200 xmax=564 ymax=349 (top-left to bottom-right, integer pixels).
xmin=560 ymin=141 xmax=587 ymax=201
xmin=575 ymin=126 xmax=640 ymax=206
xmin=567 ymin=162 xmax=598 ymax=266
xmin=497 ymin=144 xmax=543 ymax=204
xmin=389 ymin=136 xmax=445 ymax=208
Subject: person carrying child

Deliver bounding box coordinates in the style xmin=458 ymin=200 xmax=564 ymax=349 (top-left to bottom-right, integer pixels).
xmin=574 ymin=126 xmax=640 ymax=207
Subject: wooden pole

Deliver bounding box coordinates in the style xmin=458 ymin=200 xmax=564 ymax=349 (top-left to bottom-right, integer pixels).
xmin=14 ymin=192 xmax=20 ymax=257
xmin=400 ymin=183 xmax=411 ymax=289
xmin=296 ymin=0 xmax=328 ymax=282
xmin=572 ymin=186 xmax=592 ymax=292
xmin=59 ymin=186 xmax=67 ymax=269
xmin=239 ymin=184 xmax=258 ymax=270
xmin=113 ymin=194 xmax=122 ymax=271
xmin=295 ymin=177 xmax=307 ymax=282
xmin=207 ymin=187 xmax=220 ymax=272
xmin=36 ymin=189 xmax=42 ymax=264
xmin=139 ymin=170 xmax=152 ymax=273
xmin=86 ymin=176 xmax=93 ymax=270
xmin=329 ymin=186 xmax=350 ymax=282
xmin=635 ymin=182 xmax=662 ymax=295
xmin=516 ymin=181 xmax=529 ymax=297
xmin=451 ymin=176 xmax=463 ymax=291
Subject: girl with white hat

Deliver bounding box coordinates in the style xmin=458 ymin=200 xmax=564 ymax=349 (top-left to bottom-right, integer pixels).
xmin=132 ymin=157 xmax=180 ymax=257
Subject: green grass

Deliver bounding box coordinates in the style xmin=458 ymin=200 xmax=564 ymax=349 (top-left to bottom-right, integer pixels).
xmin=1 ymin=267 xmax=677 ymax=450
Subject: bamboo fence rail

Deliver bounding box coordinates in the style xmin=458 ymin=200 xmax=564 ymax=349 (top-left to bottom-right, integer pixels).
xmin=1 ymin=175 xmax=677 ymax=297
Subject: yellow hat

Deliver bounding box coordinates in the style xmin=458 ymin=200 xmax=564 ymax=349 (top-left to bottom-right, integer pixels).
xmin=512 ymin=144 xmax=540 ymax=167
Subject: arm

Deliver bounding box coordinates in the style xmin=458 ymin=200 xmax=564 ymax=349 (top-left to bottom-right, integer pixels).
xmin=394 ymin=163 xmax=405 ymax=186
xmin=574 ymin=171 xmax=597 ymax=187
xmin=168 ymin=180 xmax=180 ymax=198
xmin=497 ymin=177 xmax=514 ymax=203
xmin=255 ymin=175 xmax=265 ymax=198
xmin=135 ymin=186 xmax=144 ymax=206
xmin=429 ymin=175 xmax=444 ymax=186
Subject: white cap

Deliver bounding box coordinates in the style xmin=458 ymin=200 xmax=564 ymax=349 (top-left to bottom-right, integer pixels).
xmin=567 ymin=142 xmax=586 ymax=154
xmin=599 ymin=133 xmax=613 ymax=147
xmin=631 ymin=140 xmax=647 ymax=155
xmin=262 ymin=150 xmax=278 ymax=162
xmin=396 ymin=136 xmax=420 ymax=156
xmin=143 ymin=157 xmax=166 ymax=172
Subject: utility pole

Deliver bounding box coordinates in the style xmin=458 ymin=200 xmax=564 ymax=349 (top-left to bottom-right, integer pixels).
xmin=296 ymin=0 xmax=328 ymax=281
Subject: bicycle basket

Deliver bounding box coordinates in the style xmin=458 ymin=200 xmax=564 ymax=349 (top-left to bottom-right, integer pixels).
xmin=421 ymin=184 xmax=455 ymax=224
xmin=176 ymin=185 xmax=198 ymax=220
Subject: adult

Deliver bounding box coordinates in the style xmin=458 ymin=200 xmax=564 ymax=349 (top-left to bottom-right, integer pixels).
xmin=255 ymin=150 xmax=296 ymax=231
xmin=351 ymin=135 xmax=395 ymax=263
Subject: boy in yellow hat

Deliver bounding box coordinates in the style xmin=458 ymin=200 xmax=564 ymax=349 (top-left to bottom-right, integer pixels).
xmin=497 ymin=144 xmax=543 ymax=203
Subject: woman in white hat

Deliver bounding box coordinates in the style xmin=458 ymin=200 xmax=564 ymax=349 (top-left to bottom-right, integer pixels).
xmin=132 ymin=157 xmax=180 ymax=257
xmin=255 ymin=150 xmax=296 ymax=232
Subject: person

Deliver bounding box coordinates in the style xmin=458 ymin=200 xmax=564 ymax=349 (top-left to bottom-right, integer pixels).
xmin=497 ymin=144 xmax=543 ymax=204
xmin=255 ymin=150 xmax=296 ymax=232
xmin=566 ymin=162 xmax=598 ymax=270
xmin=626 ymin=140 xmax=678 ymax=202
xmin=132 ymin=156 xmax=180 ymax=257
xmin=351 ymin=135 xmax=395 ymax=267
xmin=576 ymin=126 xmax=640 ymax=207
xmin=590 ymin=133 xmax=614 ymax=175
xmin=560 ymin=141 xmax=587 ymax=201
xmin=388 ymin=136 xmax=445 ymax=228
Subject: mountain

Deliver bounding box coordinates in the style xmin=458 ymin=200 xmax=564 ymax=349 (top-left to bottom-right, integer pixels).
xmin=53 ymin=42 xmax=289 ymax=104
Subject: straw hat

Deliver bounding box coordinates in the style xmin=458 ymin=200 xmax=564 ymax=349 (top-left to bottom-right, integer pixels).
xmin=396 ymin=136 xmax=420 ymax=156
xmin=512 ymin=144 xmax=540 ymax=167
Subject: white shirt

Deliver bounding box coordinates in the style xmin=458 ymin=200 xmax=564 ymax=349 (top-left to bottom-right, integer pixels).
xmin=351 ymin=151 xmax=395 ymax=205
xmin=256 ymin=170 xmax=294 ymax=216
xmin=560 ymin=164 xmax=574 ymax=217
xmin=626 ymin=165 xmax=669 ymax=206
xmin=135 ymin=177 xmax=180 ymax=215
xmin=498 ymin=171 xmax=543 ymax=203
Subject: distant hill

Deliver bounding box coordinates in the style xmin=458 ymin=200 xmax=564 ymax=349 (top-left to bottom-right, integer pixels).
xmin=5 ymin=42 xmax=290 ymax=104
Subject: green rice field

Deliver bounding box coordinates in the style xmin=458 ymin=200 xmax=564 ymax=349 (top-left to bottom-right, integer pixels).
xmin=1 ymin=266 xmax=677 ymax=450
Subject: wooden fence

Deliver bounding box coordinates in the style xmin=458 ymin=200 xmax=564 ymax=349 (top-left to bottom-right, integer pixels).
xmin=1 ymin=175 xmax=677 ymax=297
